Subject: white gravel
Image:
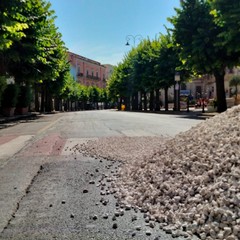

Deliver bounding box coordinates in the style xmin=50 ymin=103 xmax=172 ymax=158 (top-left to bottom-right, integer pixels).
xmin=79 ymin=105 xmax=240 ymax=240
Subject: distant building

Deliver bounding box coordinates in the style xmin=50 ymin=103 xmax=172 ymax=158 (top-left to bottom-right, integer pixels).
xmin=160 ymin=67 xmax=240 ymax=108
xmin=103 ymin=64 xmax=114 ymax=81
xmin=185 ymin=67 xmax=240 ymax=100
xmin=68 ymin=52 xmax=107 ymax=88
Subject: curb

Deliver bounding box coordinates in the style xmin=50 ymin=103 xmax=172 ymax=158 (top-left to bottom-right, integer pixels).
xmin=0 ymin=113 xmax=38 ymax=125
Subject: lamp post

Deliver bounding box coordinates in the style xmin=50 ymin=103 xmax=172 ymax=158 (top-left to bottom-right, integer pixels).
xmin=175 ymin=72 xmax=180 ymax=111
xmin=125 ymin=34 xmax=143 ymax=47
xmin=125 ymin=35 xmax=143 ymax=111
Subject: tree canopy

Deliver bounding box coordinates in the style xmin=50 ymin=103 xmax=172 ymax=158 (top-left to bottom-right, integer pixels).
xmin=210 ymin=0 xmax=240 ymax=56
xmin=0 ymin=0 xmax=72 ymax=111
xmin=107 ymin=33 xmax=187 ymax=110
xmin=168 ymin=0 xmax=240 ymax=112
xmin=0 ymin=0 xmax=69 ymax=84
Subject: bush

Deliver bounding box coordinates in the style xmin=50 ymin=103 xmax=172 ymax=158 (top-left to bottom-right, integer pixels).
xmin=1 ymin=84 xmax=19 ymax=108
xmin=17 ymin=85 xmax=32 ymax=108
xmin=0 ymin=76 xmax=7 ymax=105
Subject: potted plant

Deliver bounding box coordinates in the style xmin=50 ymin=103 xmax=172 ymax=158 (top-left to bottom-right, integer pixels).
xmin=15 ymin=85 xmax=32 ymax=115
xmin=207 ymin=98 xmax=217 ymax=112
xmin=1 ymin=84 xmax=19 ymax=116
xmin=229 ymin=75 xmax=240 ymax=105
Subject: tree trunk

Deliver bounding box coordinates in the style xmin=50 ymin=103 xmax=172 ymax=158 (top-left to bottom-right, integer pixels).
xmin=54 ymin=97 xmax=59 ymax=111
xmin=214 ymin=71 xmax=227 ymax=112
xmin=138 ymin=91 xmax=142 ymax=111
xmin=155 ymin=89 xmax=160 ymax=111
xmin=143 ymin=91 xmax=147 ymax=111
xmin=149 ymin=90 xmax=154 ymax=111
xmin=40 ymin=84 xmax=45 ymax=112
xmin=117 ymin=98 xmax=122 ymax=110
xmin=67 ymin=100 xmax=70 ymax=111
xmin=164 ymin=87 xmax=169 ymax=111
xmin=45 ymin=86 xmax=53 ymax=112
xmin=125 ymin=96 xmax=130 ymax=111
xmin=34 ymin=84 xmax=39 ymax=112
xmin=132 ymin=92 xmax=138 ymax=111
xmin=174 ymin=85 xmax=176 ymax=111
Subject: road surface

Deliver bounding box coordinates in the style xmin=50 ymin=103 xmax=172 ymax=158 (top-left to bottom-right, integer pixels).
xmin=0 ymin=110 xmax=202 ymax=239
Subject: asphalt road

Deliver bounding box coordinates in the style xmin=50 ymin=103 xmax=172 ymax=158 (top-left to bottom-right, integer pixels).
xmin=0 ymin=110 xmax=202 ymax=239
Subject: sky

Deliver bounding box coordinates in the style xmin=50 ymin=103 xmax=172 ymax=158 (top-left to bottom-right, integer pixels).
xmin=48 ymin=0 xmax=181 ymax=66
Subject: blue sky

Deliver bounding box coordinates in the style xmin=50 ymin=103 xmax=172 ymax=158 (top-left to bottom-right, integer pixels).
xmin=48 ymin=0 xmax=180 ymax=65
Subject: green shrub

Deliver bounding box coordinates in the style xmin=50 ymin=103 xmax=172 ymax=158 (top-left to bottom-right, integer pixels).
xmin=0 ymin=76 xmax=7 ymax=105
xmin=1 ymin=84 xmax=19 ymax=108
xmin=17 ymin=85 xmax=32 ymax=108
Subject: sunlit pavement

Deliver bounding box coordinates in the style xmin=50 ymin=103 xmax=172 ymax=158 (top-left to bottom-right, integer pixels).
xmin=0 ymin=110 xmax=202 ymax=239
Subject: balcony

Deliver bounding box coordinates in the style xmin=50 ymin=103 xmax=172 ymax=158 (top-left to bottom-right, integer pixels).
xmin=86 ymin=74 xmax=100 ymax=80
xmin=77 ymin=72 xmax=84 ymax=77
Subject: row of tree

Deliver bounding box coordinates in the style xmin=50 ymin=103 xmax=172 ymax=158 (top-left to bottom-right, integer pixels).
xmin=0 ymin=0 xmax=103 ymax=113
xmin=60 ymin=80 xmax=110 ymax=111
xmin=107 ymin=0 xmax=240 ymax=113
xmin=107 ymin=34 xmax=184 ymax=112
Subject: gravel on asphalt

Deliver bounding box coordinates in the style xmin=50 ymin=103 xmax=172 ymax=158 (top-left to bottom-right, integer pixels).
xmin=78 ymin=105 xmax=240 ymax=240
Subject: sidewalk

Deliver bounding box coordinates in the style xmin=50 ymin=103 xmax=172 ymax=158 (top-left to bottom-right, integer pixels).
xmin=0 ymin=112 xmax=39 ymax=129
xmin=129 ymin=107 xmax=218 ymax=120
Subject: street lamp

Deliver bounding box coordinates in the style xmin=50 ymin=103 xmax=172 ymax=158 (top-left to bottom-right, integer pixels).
xmin=175 ymin=72 xmax=180 ymax=111
xmin=125 ymin=34 xmax=143 ymax=47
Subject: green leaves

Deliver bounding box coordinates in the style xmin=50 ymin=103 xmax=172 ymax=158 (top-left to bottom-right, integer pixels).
xmin=107 ymin=33 xmax=187 ymax=101
xmin=0 ymin=0 xmax=69 ymax=94
xmin=209 ymin=0 xmax=240 ymax=55
xmin=169 ymin=0 xmax=239 ymax=112
xmin=0 ymin=0 xmax=30 ymax=51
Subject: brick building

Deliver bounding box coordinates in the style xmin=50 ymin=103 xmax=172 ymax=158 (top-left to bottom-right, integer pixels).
xmin=68 ymin=52 xmax=107 ymax=88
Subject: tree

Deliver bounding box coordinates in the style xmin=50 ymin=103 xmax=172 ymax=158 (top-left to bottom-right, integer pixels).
xmin=0 ymin=0 xmax=29 ymax=74
xmin=0 ymin=0 xmax=29 ymax=52
xmin=132 ymin=39 xmax=158 ymax=111
xmin=107 ymin=36 xmax=187 ymax=112
xmin=154 ymin=33 xmax=184 ymax=111
xmin=0 ymin=76 xmax=7 ymax=103
xmin=209 ymin=0 xmax=240 ymax=56
xmin=88 ymin=86 xmax=100 ymax=109
xmin=0 ymin=0 xmax=69 ymax=112
xmin=169 ymin=0 xmax=236 ymax=112
xmin=107 ymin=60 xmax=133 ymax=110
xmin=78 ymin=85 xmax=89 ymax=110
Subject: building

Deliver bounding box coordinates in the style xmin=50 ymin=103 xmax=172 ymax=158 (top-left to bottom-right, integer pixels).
xmin=160 ymin=67 xmax=240 ymax=109
xmin=103 ymin=64 xmax=114 ymax=81
xmin=185 ymin=67 xmax=240 ymax=100
xmin=68 ymin=52 xmax=107 ymax=88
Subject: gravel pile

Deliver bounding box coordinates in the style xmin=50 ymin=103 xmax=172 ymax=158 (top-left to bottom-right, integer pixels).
xmin=80 ymin=105 xmax=240 ymax=240
xmin=79 ymin=136 xmax=168 ymax=162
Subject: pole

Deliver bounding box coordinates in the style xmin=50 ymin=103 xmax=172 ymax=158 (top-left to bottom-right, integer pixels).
xmin=125 ymin=35 xmax=143 ymax=47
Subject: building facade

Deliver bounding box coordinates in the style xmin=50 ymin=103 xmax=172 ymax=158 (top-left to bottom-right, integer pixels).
xmin=68 ymin=52 xmax=107 ymax=88
xmin=185 ymin=67 xmax=240 ymax=100
xmin=160 ymin=67 xmax=240 ymax=108
xmin=103 ymin=64 xmax=114 ymax=81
